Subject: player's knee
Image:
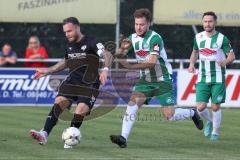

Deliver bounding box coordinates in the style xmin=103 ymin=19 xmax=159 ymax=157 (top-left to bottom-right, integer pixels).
xmin=212 ymin=104 xmax=220 ymax=112
xmin=130 ymin=93 xmax=146 ymax=106
xmin=197 ymin=102 xmax=207 ymax=112
xmin=162 ymin=111 xmax=174 ymax=120
xmin=75 ymin=103 xmax=90 ymax=116
xmin=55 ymin=96 xmax=71 ymax=110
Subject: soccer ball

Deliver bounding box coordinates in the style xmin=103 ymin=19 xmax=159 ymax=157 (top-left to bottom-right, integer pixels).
xmin=62 ymin=127 xmax=81 ymax=146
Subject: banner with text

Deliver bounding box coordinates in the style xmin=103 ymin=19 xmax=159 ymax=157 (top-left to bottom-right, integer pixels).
xmin=153 ymin=0 xmax=240 ymax=26
xmin=0 ymin=0 xmax=116 ymax=23
xmin=177 ymin=70 xmax=240 ymax=107
xmin=0 ymin=68 xmax=177 ymax=106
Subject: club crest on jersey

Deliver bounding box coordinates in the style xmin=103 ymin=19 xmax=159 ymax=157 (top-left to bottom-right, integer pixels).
xmin=153 ymin=44 xmax=160 ymax=52
xmin=212 ymin=43 xmax=219 ymax=49
xmin=143 ymin=43 xmax=149 ymax=49
xmin=199 ymin=48 xmax=217 ymax=56
xmin=81 ymin=45 xmax=87 ymax=51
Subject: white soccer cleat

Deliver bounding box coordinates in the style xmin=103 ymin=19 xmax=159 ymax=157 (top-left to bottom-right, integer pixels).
xmin=64 ymin=143 xmax=73 ymax=149
xmin=29 ymin=129 xmax=47 ymax=145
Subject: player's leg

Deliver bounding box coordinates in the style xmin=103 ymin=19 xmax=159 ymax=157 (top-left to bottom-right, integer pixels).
xmin=196 ymin=83 xmax=212 ymax=121
xmin=30 ymin=96 xmax=72 ymax=144
xmin=71 ymin=102 xmax=90 ymax=129
xmin=63 ymin=102 xmax=90 ymax=149
xmin=210 ymin=83 xmax=226 ymax=141
xmin=195 ymin=82 xmax=213 ymax=136
xmin=159 ymin=91 xmax=203 ymax=130
xmin=161 ymin=106 xmax=203 ymax=130
xmin=210 ymin=103 xmax=221 ymax=141
xmin=110 ymin=91 xmax=146 ymax=148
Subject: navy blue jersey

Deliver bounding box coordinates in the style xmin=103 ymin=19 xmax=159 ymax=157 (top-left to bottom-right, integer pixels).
xmin=63 ymin=36 xmax=104 ymax=86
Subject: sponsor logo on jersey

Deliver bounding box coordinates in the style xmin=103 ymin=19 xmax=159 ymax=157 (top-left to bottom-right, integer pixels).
xmin=68 ymin=52 xmax=86 ymax=59
xmin=136 ymin=50 xmax=148 ymax=57
xmin=153 ymin=44 xmax=160 ymax=52
xmin=199 ymin=48 xmax=217 ymax=56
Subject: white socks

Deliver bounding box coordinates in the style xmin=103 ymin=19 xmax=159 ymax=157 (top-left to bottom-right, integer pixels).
xmin=212 ymin=109 xmax=222 ymax=135
xmin=121 ymin=104 xmax=138 ymax=140
xmin=198 ymin=108 xmax=212 ymax=122
xmin=198 ymin=108 xmax=221 ymax=135
xmin=169 ymin=108 xmax=194 ymax=121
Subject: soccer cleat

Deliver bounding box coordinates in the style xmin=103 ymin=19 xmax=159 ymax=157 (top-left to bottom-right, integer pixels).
xmin=110 ymin=135 xmax=127 ymax=148
xmin=191 ymin=109 xmax=204 ymax=130
xmin=204 ymin=121 xmax=213 ymax=137
xmin=29 ymin=129 xmax=47 ymax=145
xmin=64 ymin=143 xmax=73 ymax=149
xmin=210 ymin=134 xmax=219 ymax=141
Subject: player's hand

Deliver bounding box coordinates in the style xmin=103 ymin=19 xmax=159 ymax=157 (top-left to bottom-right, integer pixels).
xmin=120 ymin=38 xmax=131 ymax=50
xmin=114 ymin=39 xmax=131 ymax=58
xmin=33 ymin=68 xmax=49 ymax=79
xmin=217 ymin=60 xmax=227 ymax=67
xmin=99 ymin=70 xmax=108 ymax=85
xmin=188 ymin=64 xmax=195 ymax=73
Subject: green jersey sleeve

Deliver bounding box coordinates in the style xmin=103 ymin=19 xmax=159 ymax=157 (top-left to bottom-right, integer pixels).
xmin=127 ymin=35 xmax=134 ymax=53
xmin=221 ymin=36 xmax=233 ymax=55
xmin=193 ymin=37 xmax=198 ymax=50
xmin=149 ymin=35 xmax=163 ymax=55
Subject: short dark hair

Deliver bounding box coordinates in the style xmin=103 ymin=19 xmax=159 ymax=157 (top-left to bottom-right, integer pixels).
xmin=134 ymin=8 xmax=152 ymax=22
xmin=202 ymin=11 xmax=217 ymax=20
xmin=63 ymin=17 xmax=80 ymax=26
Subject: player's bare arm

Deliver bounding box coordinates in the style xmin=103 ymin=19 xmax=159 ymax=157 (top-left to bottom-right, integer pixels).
xmin=217 ymin=52 xmax=235 ymax=67
xmin=121 ymin=54 xmax=158 ymax=69
xmin=34 ymin=59 xmax=67 ymax=79
xmin=115 ymin=38 xmax=132 ymax=58
xmin=188 ymin=49 xmax=199 ymax=73
xmin=99 ymin=49 xmax=113 ymax=85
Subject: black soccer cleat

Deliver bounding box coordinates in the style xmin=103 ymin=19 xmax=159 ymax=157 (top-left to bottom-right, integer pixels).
xmin=191 ymin=108 xmax=204 ymax=130
xmin=110 ymin=135 xmax=127 ymax=148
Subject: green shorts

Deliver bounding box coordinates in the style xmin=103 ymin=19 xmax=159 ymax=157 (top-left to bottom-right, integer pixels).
xmin=133 ymin=79 xmax=175 ymax=106
xmin=196 ymin=82 xmax=226 ymax=104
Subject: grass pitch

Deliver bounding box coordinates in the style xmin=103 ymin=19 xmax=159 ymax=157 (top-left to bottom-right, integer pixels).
xmin=0 ymin=107 xmax=240 ymax=160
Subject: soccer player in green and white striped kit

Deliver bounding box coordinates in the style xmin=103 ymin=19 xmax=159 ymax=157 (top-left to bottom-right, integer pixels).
xmin=110 ymin=8 xmax=203 ymax=148
xmin=188 ymin=12 xmax=235 ymax=141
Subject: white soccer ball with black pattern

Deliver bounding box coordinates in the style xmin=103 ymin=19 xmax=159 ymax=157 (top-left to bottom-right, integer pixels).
xmin=62 ymin=127 xmax=81 ymax=146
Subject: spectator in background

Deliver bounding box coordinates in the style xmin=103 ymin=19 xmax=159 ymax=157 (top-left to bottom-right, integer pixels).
xmin=24 ymin=36 xmax=49 ymax=68
xmin=0 ymin=43 xmax=17 ymax=67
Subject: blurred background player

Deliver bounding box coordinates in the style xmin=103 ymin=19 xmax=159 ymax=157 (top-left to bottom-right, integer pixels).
xmin=188 ymin=11 xmax=235 ymax=141
xmin=29 ymin=17 xmax=112 ymax=148
xmin=24 ymin=36 xmax=49 ymax=68
xmin=110 ymin=8 xmax=203 ymax=148
xmin=0 ymin=43 xmax=17 ymax=67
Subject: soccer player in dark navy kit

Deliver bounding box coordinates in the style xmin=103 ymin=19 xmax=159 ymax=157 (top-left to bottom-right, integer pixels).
xmin=29 ymin=17 xmax=113 ymax=148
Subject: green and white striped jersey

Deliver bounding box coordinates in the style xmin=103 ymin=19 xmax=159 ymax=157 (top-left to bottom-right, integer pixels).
xmin=128 ymin=30 xmax=172 ymax=82
xmin=193 ymin=31 xmax=233 ymax=83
